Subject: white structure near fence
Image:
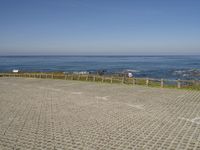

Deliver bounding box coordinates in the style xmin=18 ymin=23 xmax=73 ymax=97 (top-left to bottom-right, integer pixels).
xmin=12 ymin=69 xmax=19 ymax=73
xmin=128 ymin=72 xmax=133 ymax=78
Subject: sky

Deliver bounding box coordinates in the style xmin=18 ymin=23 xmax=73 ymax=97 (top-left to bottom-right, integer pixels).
xmin=0 ymin=0 xmax=200 ymax=55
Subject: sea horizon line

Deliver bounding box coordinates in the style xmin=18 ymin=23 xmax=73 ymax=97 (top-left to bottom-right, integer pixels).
xmin=1 ymin=54 xmax=200 ymax=57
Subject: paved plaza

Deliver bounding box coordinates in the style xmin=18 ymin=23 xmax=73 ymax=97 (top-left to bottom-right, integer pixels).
xmin=0 ymin=78 xmax=200 ymax=150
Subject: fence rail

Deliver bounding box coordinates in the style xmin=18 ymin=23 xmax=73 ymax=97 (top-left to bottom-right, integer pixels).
xmin=0 ymin=73 xmax=200 ymax=90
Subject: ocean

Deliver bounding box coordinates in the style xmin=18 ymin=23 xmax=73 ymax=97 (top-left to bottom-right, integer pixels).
xmin=0 ymin=55 xmax=200 ymax=80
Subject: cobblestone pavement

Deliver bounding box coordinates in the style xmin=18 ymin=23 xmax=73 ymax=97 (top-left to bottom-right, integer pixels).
xmin=0 ymin=78 xmax=200 ymax=150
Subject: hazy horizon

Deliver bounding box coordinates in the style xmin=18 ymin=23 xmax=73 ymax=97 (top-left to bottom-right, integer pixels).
xmin=1 ymin=54 xmax=200 ymax=56
xmin=0 ymin=0 xmax=200 ymax=55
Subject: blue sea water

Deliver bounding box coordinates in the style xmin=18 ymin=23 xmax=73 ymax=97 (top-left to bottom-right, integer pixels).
xmin=0 ymin=55 xmax=200 ymax=80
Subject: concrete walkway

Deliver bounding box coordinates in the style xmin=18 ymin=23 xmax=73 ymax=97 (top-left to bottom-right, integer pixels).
xmin=0 ymin=78 xmax=200 ymax=150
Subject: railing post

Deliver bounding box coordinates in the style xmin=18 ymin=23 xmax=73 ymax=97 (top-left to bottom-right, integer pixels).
xmin=177 ymin=79 xmax=181 ymax=88
xmin=101 ymin=76 xmax=104 ymax=83
xmin=161 ymin=79 xmax=164 ymax=88
xmin=146 ymin=78 xmax=149 ymax=86
xmin=133 ymin=78 xmax=136 ymax=85
xmin=111 ymin=77 xmax=113 ymax=83
xmin=122 ymin=77 xmax=124 ymax=84
xmin=86 ymin=75 xmax=88 ymax=81
xmin=78 ymin=74 xmax=80 ymax=80
xmin=93 ymin=76 xmax=96 ymax=81
xmin=65 ymin=75 xmax=67 ymax=80
xmin=70 ymin=74 xmax=73 ymax=80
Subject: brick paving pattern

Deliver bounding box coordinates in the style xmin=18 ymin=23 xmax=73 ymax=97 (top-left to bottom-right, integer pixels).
xmin=0 ymin=78 xmax=200 ymax=150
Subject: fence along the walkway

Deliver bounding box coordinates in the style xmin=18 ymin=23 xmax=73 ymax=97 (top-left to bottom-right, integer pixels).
xmin=0 ymin=73 xmax=200 ymax=90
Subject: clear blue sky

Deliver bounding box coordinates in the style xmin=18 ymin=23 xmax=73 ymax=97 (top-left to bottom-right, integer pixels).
xmin=0 ymin=0 xmax=200 ymax=55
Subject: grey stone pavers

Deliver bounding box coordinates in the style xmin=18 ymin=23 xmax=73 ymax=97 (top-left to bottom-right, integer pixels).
xmin=0 ymin=78 xmax=200 ymax=150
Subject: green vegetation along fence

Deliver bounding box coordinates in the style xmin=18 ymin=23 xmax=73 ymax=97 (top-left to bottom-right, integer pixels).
xmin=0 ymin=73 xmax=200 ymax=90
